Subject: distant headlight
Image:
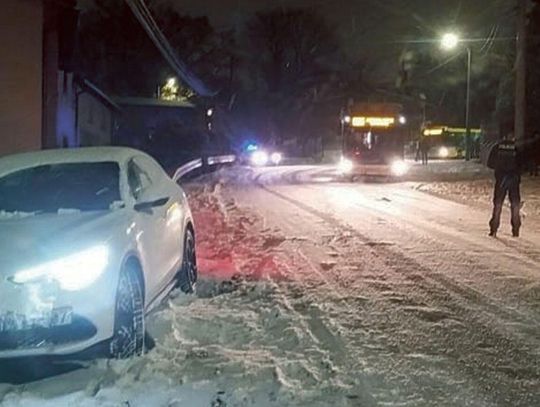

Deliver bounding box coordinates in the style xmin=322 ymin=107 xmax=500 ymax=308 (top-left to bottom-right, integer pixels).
xmin=391 ymin=160 xmax=409 ymax=177
xmin=270 ymin=152 xmax=283 ymax=165
xmin=251 ymin=150 xmax=269 ymax=166
xmin=338 ymin=157 xmax=354 ymax=174
xmin=11 ymin=246 xmax=109 ymax=291
xmin=439 ymin=147 xmax=449 ymax=158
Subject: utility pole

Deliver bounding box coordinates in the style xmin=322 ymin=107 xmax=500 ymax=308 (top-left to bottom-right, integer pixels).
xmin=515 ymin=0 xmax=527 ymax=141
xmin=465 ymin=47 xmax=472 ymax=160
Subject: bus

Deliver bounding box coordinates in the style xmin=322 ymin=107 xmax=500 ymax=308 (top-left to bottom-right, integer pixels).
xmin=339 ymin=103 xmax=409 ymax=178
xmin=422 ymin=126 xmax=482 ymax=159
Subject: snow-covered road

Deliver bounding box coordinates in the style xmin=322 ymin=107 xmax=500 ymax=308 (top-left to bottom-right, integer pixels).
xmin=1 ymin=165 xmax=539 ymax=407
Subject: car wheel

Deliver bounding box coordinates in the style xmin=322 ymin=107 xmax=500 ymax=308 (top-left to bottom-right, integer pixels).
xmin=178 ymin=229 xmax=197 ymax=293
xmin=110 ymin=264 xmax=145 ymax=359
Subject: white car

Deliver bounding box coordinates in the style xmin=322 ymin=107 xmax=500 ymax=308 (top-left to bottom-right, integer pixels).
xmin=0 ymin=147 xmax=197 ymax=359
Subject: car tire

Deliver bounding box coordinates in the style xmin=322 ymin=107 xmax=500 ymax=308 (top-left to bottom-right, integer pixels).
xmin=178 ymin=229 xmax=197 ymax=294
xmin=110 ymin=264 xmax=145 ymax=359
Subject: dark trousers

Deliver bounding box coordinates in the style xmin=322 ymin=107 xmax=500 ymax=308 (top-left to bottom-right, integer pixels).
xmin=489 ymin=174 xmax=521 ymax=234
xmin=421 ymin=151 xmax=428 ymax=165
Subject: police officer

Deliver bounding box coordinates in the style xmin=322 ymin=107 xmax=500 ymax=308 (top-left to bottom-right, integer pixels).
xmin=488 ymin=133 xmax=540 ymax=237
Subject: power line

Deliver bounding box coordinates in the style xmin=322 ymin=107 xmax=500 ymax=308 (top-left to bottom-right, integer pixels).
xmin=124 ymin=0 xmax=214 ymax=97
xmin=423 ymin=52 xmax=463 ymax=76
xmin=130 ymin=0 xmax=212 ymax=95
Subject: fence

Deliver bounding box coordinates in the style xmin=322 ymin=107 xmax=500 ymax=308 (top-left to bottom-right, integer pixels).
xmin=172 ymin=154 xmax=236 ymax=182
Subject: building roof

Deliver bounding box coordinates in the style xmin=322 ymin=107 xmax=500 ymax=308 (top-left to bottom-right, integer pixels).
xmin=76 ymin=78 xmax=121 ymax=111
xmin=115 ymin=97 xmax=195 ymax=109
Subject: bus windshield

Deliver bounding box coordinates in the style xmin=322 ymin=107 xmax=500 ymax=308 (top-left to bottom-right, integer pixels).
xmin=344 ymin=127 xmax=404 ymax=164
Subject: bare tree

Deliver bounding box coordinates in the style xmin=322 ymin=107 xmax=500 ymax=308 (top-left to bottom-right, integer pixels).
xmin=241 ymin=8 xmax=340 ymax=150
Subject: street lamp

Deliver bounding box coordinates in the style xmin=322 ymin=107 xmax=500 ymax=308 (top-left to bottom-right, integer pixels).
xmin=441 ymin=33 xmax=459 ymax=50
xmin=441 ymin=32 xmax=473 ymax=161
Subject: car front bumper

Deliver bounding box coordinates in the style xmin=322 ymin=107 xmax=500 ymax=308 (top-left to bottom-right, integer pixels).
xmin=345 ymin=164 xmax=403 ymax=177
xmin=0 ymin=271 xmax=117 ymax=358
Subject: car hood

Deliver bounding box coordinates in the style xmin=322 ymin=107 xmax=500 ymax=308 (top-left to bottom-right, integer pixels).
xmin=0 ymin=210 xmax=129 ymax=276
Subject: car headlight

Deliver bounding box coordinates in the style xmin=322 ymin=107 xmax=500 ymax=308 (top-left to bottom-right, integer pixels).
xmin=251 ymin=150 xmax=269 ymax=166
xmin=338 ymin=157 xmax=354 ymax=174
xmin=11 ymin=246 xmax=109 ymax=291
xmin=270 ymin=152 xmax=283 ymax=165
xmin=439 ymin=147 xmax=449 ymax=158
xmin=390 ymin=160 xmax=409 ymax=177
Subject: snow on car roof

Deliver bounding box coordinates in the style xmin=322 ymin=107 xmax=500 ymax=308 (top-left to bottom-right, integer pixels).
xmin=0 ymin=147 xmax=144 ymax=176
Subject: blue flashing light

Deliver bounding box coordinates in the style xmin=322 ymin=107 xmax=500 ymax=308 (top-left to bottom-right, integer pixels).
xmin=246 ymin=143 xmax=259 ymax=152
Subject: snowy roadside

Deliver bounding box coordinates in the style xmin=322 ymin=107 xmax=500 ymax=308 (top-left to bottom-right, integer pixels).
xmin=415 ymin=176 xmax=540 ymax=218
xmin=188 ymin=170 xmax=540 ymax=406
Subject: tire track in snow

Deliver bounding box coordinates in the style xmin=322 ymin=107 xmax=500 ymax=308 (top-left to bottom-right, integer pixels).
xmin=206 ymin=183 xmax=380 ymax=405
xmin=227 ymin=181 xmax=501 ymax=405
xmin=250 ymin=169 xmax=540 ymax=338
xmin=251 ymin=181 xmax=540 ymax=406
xmin=267 ymin=181 xmax=540 ymax=331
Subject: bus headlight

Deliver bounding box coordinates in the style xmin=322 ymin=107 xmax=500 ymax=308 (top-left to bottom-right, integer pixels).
xmin=439 ymin=147 xmax=449 ymax=158
xmin=391 ymin=160 xmax=409 ymax=177
xmin=338 ymin=157 xmax=354 ymax=174
xmin=270 ymin=152 xmax=283 ymax=165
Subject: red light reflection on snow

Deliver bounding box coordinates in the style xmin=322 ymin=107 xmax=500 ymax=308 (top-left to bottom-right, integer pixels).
xmin=190 ymin=193 xmax=285 ymax=282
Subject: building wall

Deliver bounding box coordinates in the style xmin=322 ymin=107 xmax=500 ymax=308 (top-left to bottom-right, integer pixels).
xmin=42 ymin=3 xmax=61 ymax=150
xmin=56 ymin=71 xmax=77 ymax=147
xmin=77 ymin=92 xmax=114 ymax=147
xmin=0 ymin=0 xmax=43 ymax=156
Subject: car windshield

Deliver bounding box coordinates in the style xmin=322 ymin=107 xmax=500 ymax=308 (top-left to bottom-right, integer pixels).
xmin=0 ymin=162 xmax=121 ymax=214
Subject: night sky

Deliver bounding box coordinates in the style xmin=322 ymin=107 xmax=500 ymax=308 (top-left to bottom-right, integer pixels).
xmin=162 ymin=0 xmax=512 ymax=86
xmin=75 ymin=0 xmax=512 ymax=86
xmin=75 ymin=0 xmax=512 ymax=38
xmin=168 ymin=0 xmax=502 ymax=30
xmin=169 ymin=0 xmax=327 ymax=26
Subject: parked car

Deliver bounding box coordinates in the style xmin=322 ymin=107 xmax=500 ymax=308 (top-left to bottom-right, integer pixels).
xmin=0 ymin=147 xmax=197 ymax=359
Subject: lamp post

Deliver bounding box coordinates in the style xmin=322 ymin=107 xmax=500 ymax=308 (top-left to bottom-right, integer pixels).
xmin=441 ymin=33 xmax=473 ymax=161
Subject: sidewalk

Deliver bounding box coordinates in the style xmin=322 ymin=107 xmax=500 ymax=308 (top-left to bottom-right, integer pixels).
xmin=416 ymin=174 xmax=540 ymax=218
xmin=405 ymin=159 xmax=491 ymax=181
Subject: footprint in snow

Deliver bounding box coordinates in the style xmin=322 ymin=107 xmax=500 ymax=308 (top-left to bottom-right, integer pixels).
xmin=320 ymin=261 xmax=337 ymax=271
xmin=262 ymin=236 xmax=287 ymax=250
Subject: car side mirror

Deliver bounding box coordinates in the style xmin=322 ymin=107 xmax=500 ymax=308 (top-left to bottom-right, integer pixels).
xmin=134 ymin=197 xmax=170 ymax=212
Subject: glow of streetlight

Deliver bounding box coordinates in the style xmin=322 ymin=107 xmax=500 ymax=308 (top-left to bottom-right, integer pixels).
xmin=441 ymin=33 xmax=460 ymax=50
xmin=166 ymin=77 xmax=177 ymax=87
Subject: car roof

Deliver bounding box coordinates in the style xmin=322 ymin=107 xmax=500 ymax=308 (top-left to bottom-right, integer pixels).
xmin=0 ymin=147 xmax=145 ymax=176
